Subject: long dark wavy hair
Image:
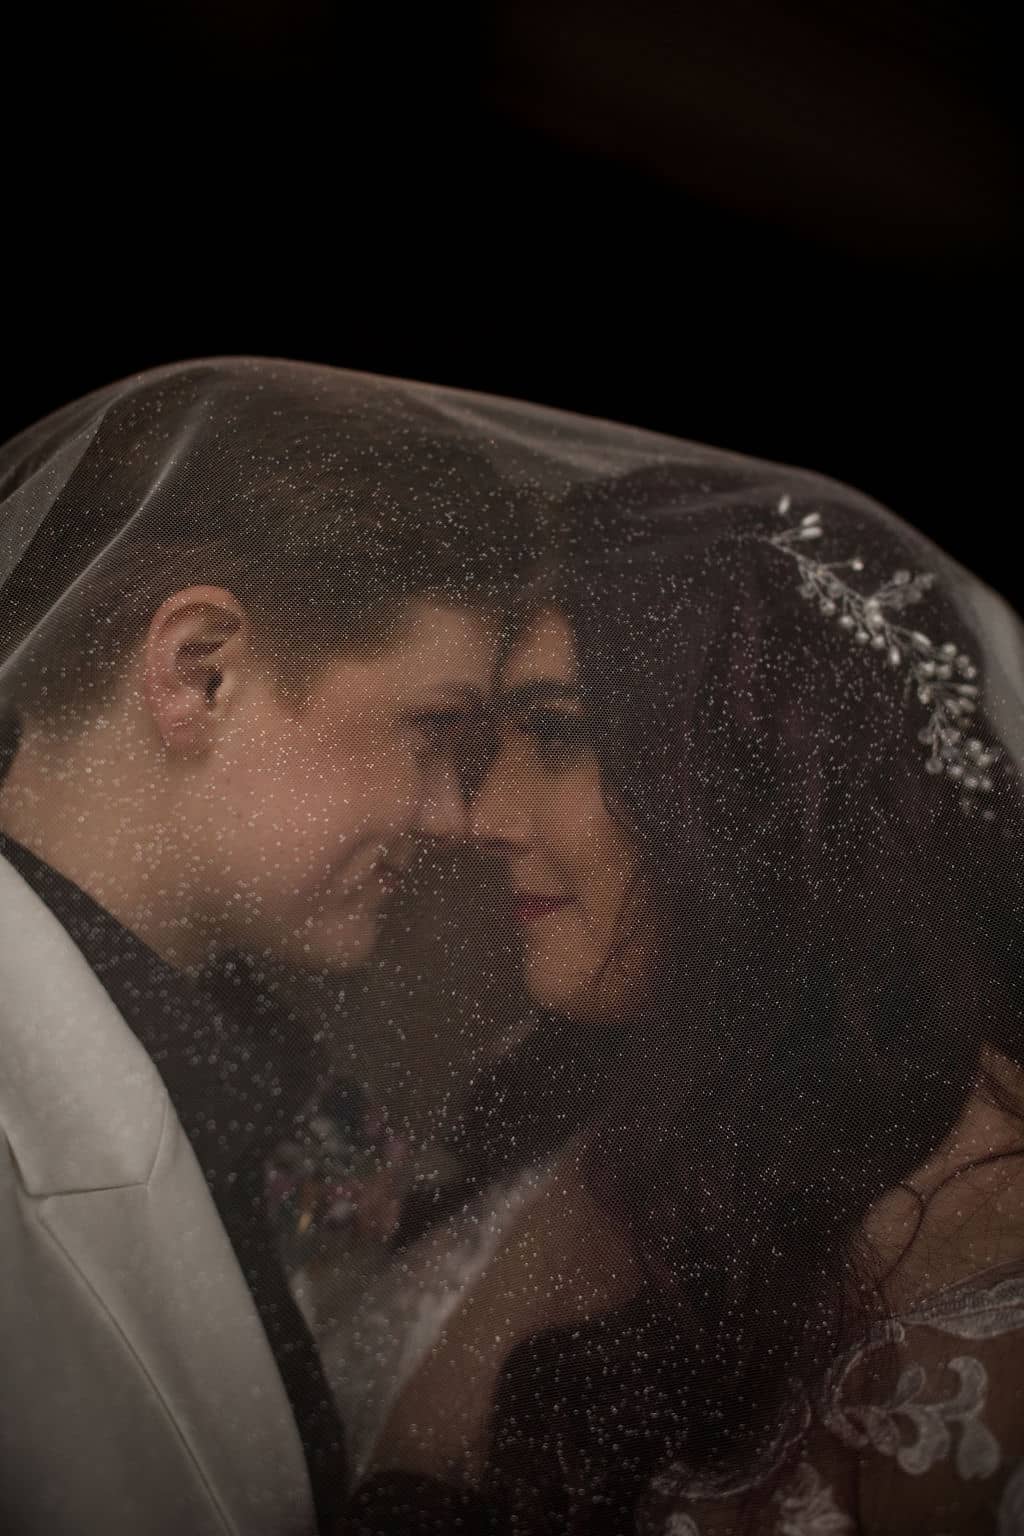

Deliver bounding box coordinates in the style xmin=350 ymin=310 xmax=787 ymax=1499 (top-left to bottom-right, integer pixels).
xmin=398 ymin=466 xmax=1024 ymax=1529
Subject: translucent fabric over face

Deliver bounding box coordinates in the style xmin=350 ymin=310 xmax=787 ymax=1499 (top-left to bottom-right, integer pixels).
xmin=1 ymin=358 xmax=1023 ymax=1536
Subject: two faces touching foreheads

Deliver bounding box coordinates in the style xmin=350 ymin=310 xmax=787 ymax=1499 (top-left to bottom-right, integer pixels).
xmin=1 ymin=582 xmax=649 ymax=1029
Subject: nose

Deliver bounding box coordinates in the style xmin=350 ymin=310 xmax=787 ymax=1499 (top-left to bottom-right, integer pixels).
xmin=468 ymin=749 xmax=532 ymax=853
xmin=415 ymin=757 xmax=472 ymax=842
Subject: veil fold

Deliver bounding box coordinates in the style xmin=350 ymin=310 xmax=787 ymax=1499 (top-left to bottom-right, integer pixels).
xmin=2 ymin=359 xmax=1022 ymax=1536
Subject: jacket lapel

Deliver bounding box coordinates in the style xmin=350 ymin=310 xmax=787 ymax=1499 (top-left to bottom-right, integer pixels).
xmin=0 ymin=853 xmax=315 ymax=1533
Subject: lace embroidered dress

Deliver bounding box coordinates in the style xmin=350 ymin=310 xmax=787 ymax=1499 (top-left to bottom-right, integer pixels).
xmin=7 ymin=359 xmax=1023 ymax=1535
xmin=638 ymin=1260 xmax=1024 ymax=1536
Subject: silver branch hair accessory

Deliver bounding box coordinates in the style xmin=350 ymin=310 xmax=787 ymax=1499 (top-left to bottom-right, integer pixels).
xmin=765 ymin=496 xmax=1001 ymax=820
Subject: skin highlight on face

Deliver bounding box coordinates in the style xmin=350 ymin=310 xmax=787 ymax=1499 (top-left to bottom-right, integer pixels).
xmin=471 ymin=608 xmax=649 ymax=1023
xmin=190 ymin=600 xmax=501 ymax=970
xmin=0 ymin=596 xmax=498 ymax=974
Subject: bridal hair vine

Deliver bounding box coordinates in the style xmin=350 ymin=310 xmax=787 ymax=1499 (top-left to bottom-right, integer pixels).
xmin=764 ymin=496 xmax=1001 ymax=820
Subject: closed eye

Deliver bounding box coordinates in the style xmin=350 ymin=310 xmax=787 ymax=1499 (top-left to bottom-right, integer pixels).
xmin=405 ymin=710 xmax=474 ymax=752
xmin=520 ymin=708 xmax=594 ymax=767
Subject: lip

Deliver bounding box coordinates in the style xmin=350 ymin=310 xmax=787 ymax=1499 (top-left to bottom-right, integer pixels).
xmin=510 ymin=892 xmax=573 ymax=923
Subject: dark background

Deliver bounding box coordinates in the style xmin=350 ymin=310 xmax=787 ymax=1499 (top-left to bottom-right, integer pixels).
xmin=4 ymin=0 xmax=1019 ymax=604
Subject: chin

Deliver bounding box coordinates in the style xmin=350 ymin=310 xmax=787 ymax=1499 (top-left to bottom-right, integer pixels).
xmin=524 ymin=952 xmax=636 ymax=1025
xmin=524 ymin=958 xmax=598 ymax=1021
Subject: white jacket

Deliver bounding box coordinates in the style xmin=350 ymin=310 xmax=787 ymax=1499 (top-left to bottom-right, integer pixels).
xmin=0 ymin=853 xmax=316 ymax=1535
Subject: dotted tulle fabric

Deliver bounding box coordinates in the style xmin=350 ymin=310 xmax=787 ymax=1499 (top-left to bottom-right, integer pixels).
xmin=2 ymin=359 xmax=1023 ymax=1535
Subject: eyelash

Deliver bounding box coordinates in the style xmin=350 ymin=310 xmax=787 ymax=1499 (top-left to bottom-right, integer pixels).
xmin=406 ymin=711 xmax=466 ymax=752
xmin=521 ymin=710 xmax=593 ymax=768
xmin=406 ymin=709 xmax=593 ymax=774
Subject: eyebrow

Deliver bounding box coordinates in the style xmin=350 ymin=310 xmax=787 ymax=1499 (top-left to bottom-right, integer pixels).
xmin=497 ymin=680 xmax=582 ymax=711
xmin=417 ymin=683 xmax=486 ymax=706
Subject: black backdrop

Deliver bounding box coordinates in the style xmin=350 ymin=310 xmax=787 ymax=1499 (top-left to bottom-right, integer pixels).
xmin=4 ymin=0 xmax=1018 ymax=606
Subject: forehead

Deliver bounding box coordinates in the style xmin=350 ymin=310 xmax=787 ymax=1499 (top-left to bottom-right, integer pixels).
xmin=310 ymin=601 xmax=499 ymax=709
xmin=388 ymin=601 xmax=498 ymax=679
xmin=501 ymin=609 xmax=577 ymax=689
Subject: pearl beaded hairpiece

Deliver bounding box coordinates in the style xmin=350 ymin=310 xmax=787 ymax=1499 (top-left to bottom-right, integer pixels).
xmin=765 ymin=496 xmax=1001 ymax=820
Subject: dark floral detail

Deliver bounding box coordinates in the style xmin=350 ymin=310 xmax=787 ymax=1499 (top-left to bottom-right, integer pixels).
xmin=266 ymin=1075 xmax=404 ymax=1259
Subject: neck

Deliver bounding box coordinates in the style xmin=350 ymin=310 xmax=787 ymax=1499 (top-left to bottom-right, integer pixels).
xmin=0 ymin=722 xmax=210 ymax=972
xmin=864 ymin=1045 xmax=1024 ymax=1304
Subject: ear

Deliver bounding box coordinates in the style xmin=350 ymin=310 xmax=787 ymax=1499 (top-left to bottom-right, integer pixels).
xmin=142 ymin=586 xmax=251 ymax=755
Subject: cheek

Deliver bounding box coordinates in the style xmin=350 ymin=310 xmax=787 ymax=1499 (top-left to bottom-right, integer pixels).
xmin=587 ymin=826 xmax=638 ymax=925
xmin=284 ymin=748 xmax=422 ymax=856
xmin=205 ymin=732 xmax=418 ymax=883
xmin=331 ymin=736 xmax=426 ymax=823
xmin=285 ymin=713 xmax=421 ymax=816
xmin=538 ymin=774 xmax=628 ymax=904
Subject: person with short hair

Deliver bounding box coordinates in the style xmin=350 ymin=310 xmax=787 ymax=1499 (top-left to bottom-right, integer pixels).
xmin=0 ymin=358 xmax=531 ymax=1535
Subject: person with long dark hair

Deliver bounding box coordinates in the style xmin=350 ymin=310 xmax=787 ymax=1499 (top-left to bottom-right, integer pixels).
xmin=346 ymin=470 xmax=1024 ymax=1533
xmin=3 ymin=362 xmax=1021 ymax=1535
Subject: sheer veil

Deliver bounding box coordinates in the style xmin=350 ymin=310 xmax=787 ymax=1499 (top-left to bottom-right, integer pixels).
xmin=1 ymin=359 xmax=1022 ymax=1535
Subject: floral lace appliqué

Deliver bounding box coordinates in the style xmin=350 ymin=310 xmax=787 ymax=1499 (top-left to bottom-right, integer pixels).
xmin=831 ymin=1353 xmax=998 ymax=1478
xmin=823 ymin=1269 xmax=1024 ymax=1482
xmin=998 ymin=1458 xmax=1024 ymax=1535
xmin=646 ymin=1268 xmax=1024 ymax=1535
xmin=774 ymin=1463 xmax=854 ymax=1536
xmin=664 ymin=1516 xmax=701 ymax=1536
xmin=910 ymin=1272 xmax=1024 ymax=1342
